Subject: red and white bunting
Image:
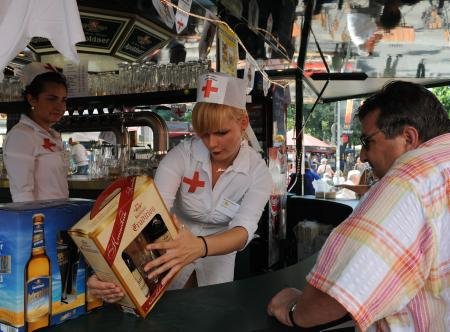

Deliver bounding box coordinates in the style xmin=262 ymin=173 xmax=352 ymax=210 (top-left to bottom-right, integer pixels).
xmin=199 ymin=10 xmax=217 ymax=60
xmin=248 ymin=0 xmax=259 ymax=30
xmin=263 ymin=77 xmax=269 ymax=96
xmin=243 ymin=53 xmax=255 ymax=93
xmin=175 ymin=0 xmax=192 ymax=34
xmin=152 ymin=0 xmax=175 ymax=29
xmin=171 ymin=104 xmax=187 ymax=119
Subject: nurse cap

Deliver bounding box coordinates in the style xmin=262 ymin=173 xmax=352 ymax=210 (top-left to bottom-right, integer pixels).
xmin=22 ymin=62 xmax=62 ymax=88
xmin=196 ymin=72 xmax=246 ymax=110
xmin=196 ymin=72 xmax=263 ymax=152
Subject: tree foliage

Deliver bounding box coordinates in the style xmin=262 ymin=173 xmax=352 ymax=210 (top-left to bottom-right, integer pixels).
xmin=287 ymin=103 xmax=335 ymax=143
xmin=431 ymin=86 xmax=450 ymax=117
xmin=287 ymin=102 xmax=362 ymax=148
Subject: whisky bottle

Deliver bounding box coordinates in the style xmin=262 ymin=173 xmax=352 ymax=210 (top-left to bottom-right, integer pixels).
xmin=121 ymin=251 xmax=150 ymax=297
xmin=24 ymin=213 xmax=52 ymax=332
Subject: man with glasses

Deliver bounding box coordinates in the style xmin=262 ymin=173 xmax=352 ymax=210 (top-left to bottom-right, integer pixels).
xmin=268 ymin=81 xmax=450 ymax=331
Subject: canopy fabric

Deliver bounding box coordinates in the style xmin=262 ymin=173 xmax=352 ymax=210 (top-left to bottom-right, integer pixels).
xmin=286 ymin=130 xmax=335 ymax=153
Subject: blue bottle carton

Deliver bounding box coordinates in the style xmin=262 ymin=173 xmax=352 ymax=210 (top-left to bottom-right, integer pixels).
xmin=0 ymin=199 xmax=93 ymax=332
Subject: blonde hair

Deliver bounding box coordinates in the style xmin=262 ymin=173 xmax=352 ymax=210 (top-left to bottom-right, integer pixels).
xmin=192 ymin=102 xmax=247 ymax=135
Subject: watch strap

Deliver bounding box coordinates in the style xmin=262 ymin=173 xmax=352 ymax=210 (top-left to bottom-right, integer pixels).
xmin=289 ymin=302 xmax=298 ymax=327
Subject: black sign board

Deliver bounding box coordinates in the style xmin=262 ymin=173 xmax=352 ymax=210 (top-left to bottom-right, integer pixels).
xmin=116 ymin=21 xmax=171 ymax=61
xmin=76 ymin=13 xmax=129 ymax=53
xmin=77 ymin=12 xmax=129 ymax=54
xmin=28 ymin=37 xmax=55 ymax=53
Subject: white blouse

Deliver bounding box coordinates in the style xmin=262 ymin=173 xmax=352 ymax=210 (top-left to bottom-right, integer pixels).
xmin=3 ymin=114 xmax=69 ymax=202
xmin=155 ymin=137 xmax=272 ymax=287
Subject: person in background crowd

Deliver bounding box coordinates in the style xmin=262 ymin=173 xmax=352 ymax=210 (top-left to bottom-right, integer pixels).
xmin=332 ymin=169 xmax=345 ymax=185
xmin=344 ymin=153 xmax=355 ymax=174
xmin=317 ymin=158 xmax=334 ymax=178
xmin=3 ymin=62 xmax=68 ymax=202
xmin=335 ymin=169 xmax=361 ymax=199
xmin=310 ymin=155 xmax=319 ymax=171
xmin=268 ymin=81 xmax=450 ymax=330
xmin=87 ymin=73 xmax=272 ymax=302
xmin=68 ymin=137 xmax=89 ymax=175
xmin=353 ymin=156 xmax=366 ymax=173
xmin=288 ymin=160 xmax=320 ymax=195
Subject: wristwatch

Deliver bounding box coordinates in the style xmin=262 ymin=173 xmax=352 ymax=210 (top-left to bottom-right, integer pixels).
xmin=288 ymin=302 xmax=298 ymax=327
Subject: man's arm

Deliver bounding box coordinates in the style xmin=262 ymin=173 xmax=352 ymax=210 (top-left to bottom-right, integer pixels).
xmin=295 ymin=283 xmax=348 ymax=327
xmin=267 ymin=283 xmax=348 ymax=328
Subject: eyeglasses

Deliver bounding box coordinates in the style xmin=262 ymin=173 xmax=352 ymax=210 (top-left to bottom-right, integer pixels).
xmin=360 ymin=130 xmax=381 ymax=150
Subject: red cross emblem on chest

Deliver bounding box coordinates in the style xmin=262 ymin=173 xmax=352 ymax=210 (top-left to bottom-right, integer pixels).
xmin=42 ymin=138 xmax=56 ymax=152
xmin=202 ymin=79 xmax=218 ymax=97
xmin=183 ymin=171 xmax=205 ymax=193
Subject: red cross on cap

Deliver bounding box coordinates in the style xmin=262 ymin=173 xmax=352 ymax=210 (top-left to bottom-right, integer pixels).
xmin=42 ymin=138 xmax=56 ymax=152
xmin=177 ymin=20 xmax=184 ymax=29
xmin=202 ymin=79 xmax=219 ymax=97
xmin=182 ymin=171 xmax=205 ymax=193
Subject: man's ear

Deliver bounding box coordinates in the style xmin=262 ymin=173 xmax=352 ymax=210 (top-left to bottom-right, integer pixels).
xmin=403 ymin=126 xmax=420 ymax=150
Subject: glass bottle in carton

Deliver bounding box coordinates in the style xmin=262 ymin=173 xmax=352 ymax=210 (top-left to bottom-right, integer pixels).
xmin=68 ymin=176 xmax=178 ymax=318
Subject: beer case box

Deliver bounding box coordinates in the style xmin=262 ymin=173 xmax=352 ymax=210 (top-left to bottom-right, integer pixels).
xmin=68 ymin=176 xmax=178 ymax=318
xmin=0 ymin=199 xmax=93 ymax=332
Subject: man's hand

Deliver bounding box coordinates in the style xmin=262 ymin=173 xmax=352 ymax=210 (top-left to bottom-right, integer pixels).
xmin=267 ymin=287 xmax=302 ymax=326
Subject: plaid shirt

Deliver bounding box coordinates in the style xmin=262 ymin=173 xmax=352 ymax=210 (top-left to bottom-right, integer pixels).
xmin=307 ymin=133 xmax=450 ymax=331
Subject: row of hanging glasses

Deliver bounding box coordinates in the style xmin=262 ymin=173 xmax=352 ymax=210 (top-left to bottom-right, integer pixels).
xmin=88 ymin=60 xmax=211 ymax=97
xmin=0 ymin=59 xmax=211 ymax=102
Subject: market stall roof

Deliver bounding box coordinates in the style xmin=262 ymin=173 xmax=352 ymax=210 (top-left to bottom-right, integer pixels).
xmin=287 ymin=130 xmax=335 ymax=152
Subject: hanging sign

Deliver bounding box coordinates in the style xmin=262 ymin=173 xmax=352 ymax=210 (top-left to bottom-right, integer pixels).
xmin=175 ymin=0 xmax=192 ymax=34
xmin=218 ymin=25 xmax=238 ymax=76
xmin=152 ymin=0 xmax=175 ymax=29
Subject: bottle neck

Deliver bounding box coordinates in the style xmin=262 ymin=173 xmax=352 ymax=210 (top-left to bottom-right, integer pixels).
xmin=31 ymin=221 xmax=46 ymax=255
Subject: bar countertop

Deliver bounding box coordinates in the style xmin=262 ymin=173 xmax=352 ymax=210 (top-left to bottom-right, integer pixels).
xmin=42 ymin=255 xmax=353 ymax=332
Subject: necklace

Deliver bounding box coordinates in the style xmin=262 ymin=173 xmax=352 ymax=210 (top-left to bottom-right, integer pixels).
xmin=216 ymin=168 xmax=226 ymax=173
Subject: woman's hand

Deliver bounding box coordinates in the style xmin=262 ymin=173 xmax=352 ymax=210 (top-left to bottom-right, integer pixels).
xmin=267 ymin=288 xmax=302 ymax=327
xmin=86 ymin=275 xmax=125 ymax=303
xmin=144 ymin=215 xmax=205 ymax=286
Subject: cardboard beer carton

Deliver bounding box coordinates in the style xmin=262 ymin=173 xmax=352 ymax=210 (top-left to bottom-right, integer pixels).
xmin=0 ymin=199 xmax=93 ymax=332
xmin=68 ymin=176 xmax=178 ymax=318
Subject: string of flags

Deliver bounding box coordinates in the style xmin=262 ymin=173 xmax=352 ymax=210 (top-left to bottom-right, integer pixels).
xmin=152 ymin=0 xmax=293 ymax=95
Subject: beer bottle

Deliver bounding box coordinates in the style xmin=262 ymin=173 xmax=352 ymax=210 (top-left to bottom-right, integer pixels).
xmin=24 ymin=213 xmax=51 ymax=332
